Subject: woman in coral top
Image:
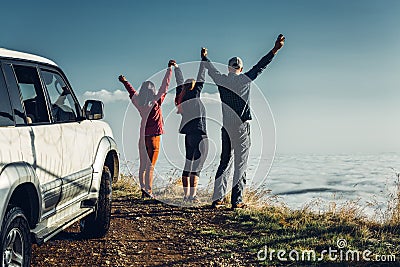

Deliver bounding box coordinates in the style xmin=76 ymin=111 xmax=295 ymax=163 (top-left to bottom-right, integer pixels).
xmin=119 ymin=62 xmax=172 ymax=198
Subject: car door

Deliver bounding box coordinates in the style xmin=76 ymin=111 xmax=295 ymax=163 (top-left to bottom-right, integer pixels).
xmin=2 ymin=62 xmax=63 ymax=217
xmin=39 ymin=68 xmax=96 ymax=207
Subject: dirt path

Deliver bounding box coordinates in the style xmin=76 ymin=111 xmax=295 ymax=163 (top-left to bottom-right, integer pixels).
xmin=31 ymin=195 xmax=256 ymax=267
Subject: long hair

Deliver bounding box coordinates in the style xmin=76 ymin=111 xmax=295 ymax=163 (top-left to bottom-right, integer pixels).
xmin=137 ymin=81 xmax=156 ymax=106
xmin=183 ymin=78 xmax=196 ymax=91
xmin=175 ymin=78 xmax=196 ymax=114
xmin=176 ymin=79 xmax=195 ymax=105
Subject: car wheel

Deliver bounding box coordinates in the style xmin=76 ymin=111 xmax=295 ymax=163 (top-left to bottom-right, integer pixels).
xmin=80 ymin=166 xmax=112 ymax=238
xmin=0 ymin=207 xmax=31 ymax=267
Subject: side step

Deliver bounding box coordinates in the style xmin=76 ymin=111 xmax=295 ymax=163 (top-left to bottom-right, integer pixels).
xmin=32 ymin=207 xmax=93 ymax=245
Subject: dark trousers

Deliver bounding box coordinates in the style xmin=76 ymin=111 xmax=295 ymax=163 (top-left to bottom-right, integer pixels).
xmin=212 ymin=122 xmax=251 ymax=205
xmin=182 ymin=134 xmax=208 ymax=177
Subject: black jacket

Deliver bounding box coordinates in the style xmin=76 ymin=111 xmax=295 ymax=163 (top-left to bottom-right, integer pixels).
xmin=203 ymin=51 xmax=275 ymax=126
xmin=174 ymin=62 xmax=207 ymax=135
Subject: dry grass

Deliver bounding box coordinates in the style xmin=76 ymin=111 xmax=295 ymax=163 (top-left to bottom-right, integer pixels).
xmin=386 ymin=168 xmax=400 ymax=225
xmin=112 ymin=173 xmax=141 ymax=198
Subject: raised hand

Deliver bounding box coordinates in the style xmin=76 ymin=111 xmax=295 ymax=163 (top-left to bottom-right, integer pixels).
xmin=118 ymin=75 xmax=127 ymax=83
xmin=272 ymin=34 xmax=285 ymax=54
xmin=168 ymin=59 xmax=177 ymax=68
xmin=201 ymin=47 xmax=208 ymax=58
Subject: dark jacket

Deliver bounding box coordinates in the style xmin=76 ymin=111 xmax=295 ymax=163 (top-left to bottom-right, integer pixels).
xmin=174 ymin=62 xmax=207 ymax=135
xmin=203 ymin=51 xmax=275 ymax=126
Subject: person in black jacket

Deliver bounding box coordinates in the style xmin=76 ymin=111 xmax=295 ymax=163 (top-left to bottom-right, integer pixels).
xmin=202 ymin=34 xmax=285 ymax=209
xmin=171 ymin=55 xmax=208 ymax=204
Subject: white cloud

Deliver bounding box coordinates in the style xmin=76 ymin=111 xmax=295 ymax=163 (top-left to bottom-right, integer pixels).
xmin=162 ymin=92 xmax=220 ymax=106
xmin=201 ymin=92 xmax=221 ymax=104
xmin=82 ymin=89 xmax=129 ymax=103
xmin=81 ymin=90 xmax=220 ymax=106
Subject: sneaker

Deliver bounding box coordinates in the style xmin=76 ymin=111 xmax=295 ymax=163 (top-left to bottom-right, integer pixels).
xmin=182 ymin=196 xmax=189 ymax=203
xmin=231 ymin=203 xmax=247 ymax=210
xmin=211 ymin=200 xmax=225 ymax=209
xmin=141 ymin=189 xmax=148 ymax=199
xmin=141 ymin=189 xmax=156 ymax=199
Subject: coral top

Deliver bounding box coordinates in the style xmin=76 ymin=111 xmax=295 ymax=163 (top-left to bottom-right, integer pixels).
xmin=122 ymin=68 xmax=172 ymax=136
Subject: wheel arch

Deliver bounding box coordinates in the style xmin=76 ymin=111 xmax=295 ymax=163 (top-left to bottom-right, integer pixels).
xmin=105 ymin=150 xmax=119 ymax=183
xmin=8 ymin=183 xmax=40 ymax=229
xmin=0 ymin=162 xmax=41 ymax=229
xmin=89 ymin=136 xmax=119 ymax=198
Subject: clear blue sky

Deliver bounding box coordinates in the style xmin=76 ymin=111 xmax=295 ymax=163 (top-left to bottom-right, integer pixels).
xmin=2 ymin=0 xmax=400 ymax=154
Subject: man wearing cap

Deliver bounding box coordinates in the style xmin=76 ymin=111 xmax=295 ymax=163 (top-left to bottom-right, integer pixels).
xmin=201 ymin=34 xmax=285 ymax=209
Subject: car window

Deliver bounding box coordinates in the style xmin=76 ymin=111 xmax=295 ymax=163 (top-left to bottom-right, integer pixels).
xmin=13 ymin=65 xmax=50 ymax=124
xmin=0 ymin=69 xmax=14 ymax=127
xmin=1 ymin=63 xmax=27 ymax=125
xmin=41 ymin=70 xmax=78 ymax=123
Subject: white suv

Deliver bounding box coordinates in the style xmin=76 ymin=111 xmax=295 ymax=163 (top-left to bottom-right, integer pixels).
xmin=0 ymin=48 xmax=119 ymax=267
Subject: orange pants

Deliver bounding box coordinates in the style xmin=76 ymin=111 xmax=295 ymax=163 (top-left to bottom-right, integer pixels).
xmin=138 ymin=135 xmax=160 ymax=194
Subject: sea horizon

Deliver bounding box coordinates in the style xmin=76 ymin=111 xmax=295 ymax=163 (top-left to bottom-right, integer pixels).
xmin=121 ymin=151 xmax=400 ymax=219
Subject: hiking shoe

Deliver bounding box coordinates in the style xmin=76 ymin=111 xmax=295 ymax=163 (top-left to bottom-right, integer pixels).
xmin=211 ymin=200 xmax=225 ymax=209
xmin=141 ymin=189 xmax=149 ymax=199
xmin=232 ymin=203 xmax=247 ymax=210
xmin=141 ymin=189 xmax=156 ymax=200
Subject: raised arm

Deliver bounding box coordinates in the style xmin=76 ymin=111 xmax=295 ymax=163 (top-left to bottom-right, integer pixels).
xmin=173 ymin=61 xmax=184 ymax=98
xmin=195 ymin=60 xmax=206 ymax=89
xmin=118 ymin=75 xmax=137 ymax=98
xmin=245 ymin=34 xmax=285 ymax=81
xmin=201 ymin=47 xmax=226 ymax=86
xmin=170 ymin=60 xmax=185 ymax=114
xmin=155 ymin=65 xmax=172 ymax=104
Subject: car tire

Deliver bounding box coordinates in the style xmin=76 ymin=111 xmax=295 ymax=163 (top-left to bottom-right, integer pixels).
xmin=80 ymin=166 xmax=112 ymax=238
xmin=0 ymin=207 xmax=31 ymax=267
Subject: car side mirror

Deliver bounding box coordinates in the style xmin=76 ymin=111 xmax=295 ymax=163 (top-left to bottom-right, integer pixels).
xmin=83 ymin=100 xmax=104 ymax=120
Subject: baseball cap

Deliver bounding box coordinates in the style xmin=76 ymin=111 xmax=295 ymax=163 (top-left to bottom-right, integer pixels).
xmin=228 ymin=56 xmax=243 ymax=69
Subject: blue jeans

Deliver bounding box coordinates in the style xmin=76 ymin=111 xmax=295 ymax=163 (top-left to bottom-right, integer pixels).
xmin=212 ymin=122 xmax=251 ymax=205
